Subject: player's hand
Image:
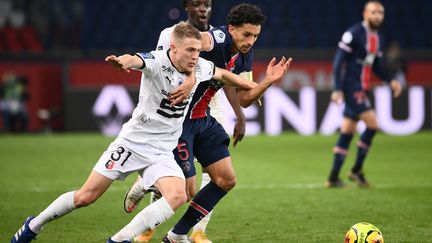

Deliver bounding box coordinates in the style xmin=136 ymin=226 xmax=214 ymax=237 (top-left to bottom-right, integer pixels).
xmin=232 ymin=119 xmax=245 ymax=148
xmin=331 ymin=90 xmax=344 ymax=105
xmin=105 ymin=54 xmax=143 ymax=73
xmin=265 ymin=56 xmax=292 ymax=83
xmin=169 ymin=75 xmax=196 ymax=106
xmin=390 ymin=79 xmax=402 ymax=98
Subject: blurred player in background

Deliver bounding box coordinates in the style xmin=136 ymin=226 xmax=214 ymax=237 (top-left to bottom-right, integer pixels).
xmin=10 ymin=22 xmax=261 ymax=243
xmin=129 ymin=1 xmax=246 ymax=242
xmin=326 ymin=0 xmax=402 ymax=188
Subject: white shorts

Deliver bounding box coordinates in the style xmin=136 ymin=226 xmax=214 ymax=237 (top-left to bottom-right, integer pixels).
xmin=93 ymin=137 xmax=184 ymax=190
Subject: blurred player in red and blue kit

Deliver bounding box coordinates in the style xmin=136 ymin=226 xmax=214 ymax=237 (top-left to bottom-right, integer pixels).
xmin=326 ymin=0 xmax=402 ymax=188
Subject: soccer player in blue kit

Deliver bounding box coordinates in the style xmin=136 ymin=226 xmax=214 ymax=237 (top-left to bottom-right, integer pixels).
xmin=326 ymin=0 xmax=402 ymax=188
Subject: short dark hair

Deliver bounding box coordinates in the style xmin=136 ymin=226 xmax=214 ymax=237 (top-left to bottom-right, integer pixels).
xmin=364 ymin=0 xmax=383 ymax=8
xmin=227 ymin=3 xmax=266 ymax=27
xmin=181 ymin=0 xmax=214 ymax=8
xmin=172 ymin=21 xmax=202 ymax=41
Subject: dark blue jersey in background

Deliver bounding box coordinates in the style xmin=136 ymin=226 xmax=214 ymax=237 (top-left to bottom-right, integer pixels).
xmin=333 ymin=22 xmax=393 ymax=92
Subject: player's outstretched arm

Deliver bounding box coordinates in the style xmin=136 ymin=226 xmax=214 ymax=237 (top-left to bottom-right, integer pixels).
xmin=213 ymin=68 xmax=257 ymax=90
xmin=236 ymin=57 xmax=292 ymax=108
xmin=105 ymin=54 xmax=144 ymax=73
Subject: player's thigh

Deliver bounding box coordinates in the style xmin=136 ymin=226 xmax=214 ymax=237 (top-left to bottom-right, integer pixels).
xmin=359 ymin=110 xmax=378 ymax=129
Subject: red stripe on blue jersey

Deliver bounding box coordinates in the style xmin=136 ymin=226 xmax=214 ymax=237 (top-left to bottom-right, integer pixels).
xmin=190 ymin=87 xmax=217 ymax=119
xmin=189 ymin=53 xmax=239 ymax=119
xmin=361 ymin=32 xmax=379 ymax=90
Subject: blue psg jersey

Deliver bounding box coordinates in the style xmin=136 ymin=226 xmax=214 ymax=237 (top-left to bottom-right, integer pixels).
xmin=187 ymin=25 xmax=254 ymax=119
xmin=333 ymin=22 xmax=392 ymax=91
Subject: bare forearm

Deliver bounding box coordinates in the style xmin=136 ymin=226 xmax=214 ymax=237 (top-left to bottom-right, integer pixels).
xmin=218 ymin=68 xmax=255 ymax=90
xmin=223 ymin=86 xmax=245 ymax=121
xmin=237 ymin=78 xmax=273 ymax=108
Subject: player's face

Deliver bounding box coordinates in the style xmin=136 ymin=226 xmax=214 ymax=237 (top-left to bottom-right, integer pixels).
xmin=173 ymin=37 xmax=202 ymax=75
xmin=185 ymin=0 xmax=212 ymax=31
xmin=228 ymin=23 xmax=261 ymax=54
xmin=363 ymin=2 xmax=385 ymax=30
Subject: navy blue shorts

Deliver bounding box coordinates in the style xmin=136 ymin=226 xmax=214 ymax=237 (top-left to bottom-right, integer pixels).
xmin=173 ymin=115 xmax=230 ymax=178
xmin=343 ymin=88 xmax=372 ymax=120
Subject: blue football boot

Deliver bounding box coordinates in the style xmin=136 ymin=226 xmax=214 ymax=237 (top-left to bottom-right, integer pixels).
xmin=11 ymin=216 xmax=37 ymax=243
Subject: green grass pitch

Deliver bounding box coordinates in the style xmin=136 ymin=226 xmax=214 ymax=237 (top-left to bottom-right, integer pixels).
xmin=1 ymin=132 xmax=431 ymax=242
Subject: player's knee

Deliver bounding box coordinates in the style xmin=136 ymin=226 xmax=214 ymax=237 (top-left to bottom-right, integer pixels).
xmin=164 ymin=188 xmax=188 ymax=209
xmin=214 ymin=175 xmax=236 ymax=191
xmin=74 ymin=191 xmax=98 ymax=208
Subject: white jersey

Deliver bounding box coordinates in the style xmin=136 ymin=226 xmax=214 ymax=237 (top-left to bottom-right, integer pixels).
xmin=155 ymin=24 xmax=224 ymax=124
xmin=118 ymin=50 xmax=215 ymax=150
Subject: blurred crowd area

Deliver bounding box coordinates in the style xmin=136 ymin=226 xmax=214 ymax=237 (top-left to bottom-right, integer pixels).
xmin=0 ymin=0 xmax=431 ymax=57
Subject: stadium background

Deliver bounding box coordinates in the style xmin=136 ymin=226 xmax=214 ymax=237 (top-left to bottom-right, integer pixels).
xmin=0 ymin=0 xmax=431 ymax=134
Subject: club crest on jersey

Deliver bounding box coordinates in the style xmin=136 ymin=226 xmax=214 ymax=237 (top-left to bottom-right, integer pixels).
xmin=141 ymin=52 xmax=155 ymax=59
xmin=213 ymin=30 xmax=226 ymax=44
xmin=181 ymin=161 xmax=192 ymax=172
xmin=105 ymin=160 xmax=115 ymax=169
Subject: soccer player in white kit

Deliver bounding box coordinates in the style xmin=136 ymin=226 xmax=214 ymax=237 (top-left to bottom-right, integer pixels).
xmin=10 ymin=22 xmax=263 ymax=243
xmin=128 ymin=1 xmax=245 ymax=242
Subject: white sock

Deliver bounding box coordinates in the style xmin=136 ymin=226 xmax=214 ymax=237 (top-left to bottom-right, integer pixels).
xmin=29 ymin=191 xmax=76 ymax=233
xmin=193 ymin=173 xmax=213 ymax=233
xmin=111 ymin=197 xmax=174 ymax=242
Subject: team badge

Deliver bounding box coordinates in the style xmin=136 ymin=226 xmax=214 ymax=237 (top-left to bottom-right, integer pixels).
xmin=213 ymin=30 xmax=226 ymax=44
xmin=105 ymin=160 xmax=115 ymax=169
xmin=141 ymin=52 xmax=155 ymax=59
xmin=181 ymin=161 xmax=191 ymax=172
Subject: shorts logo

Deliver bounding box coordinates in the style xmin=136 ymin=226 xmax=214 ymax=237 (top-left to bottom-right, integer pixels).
xmin=181 ymin=161 xmax=191 ymax=172
xmin=105 ymin=160 xmax=115 ymax=170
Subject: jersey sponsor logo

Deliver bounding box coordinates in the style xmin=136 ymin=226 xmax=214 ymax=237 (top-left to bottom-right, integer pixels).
xmin=213 ymin=30 xmax=226 ymax=44
xmin=157 ymin=90 xmax=191 ymax=118
xmin=165 ymin=76 xmax=175 ymax=85
xmin=141 ymin=52 xmax=155 ymax=59
xmin=162 ymin=65 xmax=174 ymax=75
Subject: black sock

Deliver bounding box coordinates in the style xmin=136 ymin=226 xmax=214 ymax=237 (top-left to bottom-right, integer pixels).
xmin=329 ymin=133 xmax=353 ymax=181
xmin=352 ymin=128 xmax=376 ymax=173
xmin=172 ymin=181 xmax=227 ymax=235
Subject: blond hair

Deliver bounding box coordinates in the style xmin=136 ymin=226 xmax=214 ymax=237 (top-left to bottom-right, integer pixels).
xmin=171 ymin=21 xmax=202 ymax=43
